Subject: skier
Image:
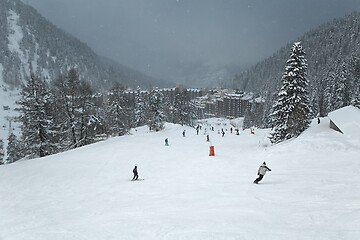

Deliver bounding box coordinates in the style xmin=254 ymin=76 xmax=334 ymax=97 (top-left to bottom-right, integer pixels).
xmin=132 ymin=166 xmax=139 ymax=181
xmin=182 ymin=130 xmax=186 ymax=137
xmin=253 ymin=162 xmax=271 ymax=184
xmin=165 ymin=138 xmax=169 ymax=146
xmin=206 ymin=134 xmax=210 ymax=142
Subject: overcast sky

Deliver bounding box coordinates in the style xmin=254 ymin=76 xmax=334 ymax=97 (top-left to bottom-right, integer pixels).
xmin=25 ymin=0 xmax=360 ymax=81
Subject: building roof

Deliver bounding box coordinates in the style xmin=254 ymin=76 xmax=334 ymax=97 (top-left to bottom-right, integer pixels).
xmin=328 ymin=105 xmax=360 ymax=136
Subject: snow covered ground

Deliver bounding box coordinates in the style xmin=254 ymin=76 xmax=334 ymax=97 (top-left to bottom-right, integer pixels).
xmin=0 ymin=117 xmax=359 ymax=240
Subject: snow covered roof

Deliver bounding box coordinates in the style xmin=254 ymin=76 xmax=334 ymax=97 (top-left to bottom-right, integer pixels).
xmin=241 ymin=92 xmax=254 ymax=100
xmin=327 ymin=105 xmax=360 ymax=136
xmin=225 ymin=93 xmax=242 ymax=98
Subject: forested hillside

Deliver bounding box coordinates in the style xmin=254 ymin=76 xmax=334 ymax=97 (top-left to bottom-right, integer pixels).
xmin=229 ymin=11 xmax=360 ymax=118
xmin=0 ymin=0 xmax=170 ymax=90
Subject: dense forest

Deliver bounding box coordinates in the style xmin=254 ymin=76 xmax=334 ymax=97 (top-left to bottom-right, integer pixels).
xmin=0 ymin=69 xmax=193 ymax=164
xmin=229 ymin=12 xmax=360 ymax=125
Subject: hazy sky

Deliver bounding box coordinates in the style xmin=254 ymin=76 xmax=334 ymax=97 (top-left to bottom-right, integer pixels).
xmin=25 ymin=0 xmax=360 ymax=80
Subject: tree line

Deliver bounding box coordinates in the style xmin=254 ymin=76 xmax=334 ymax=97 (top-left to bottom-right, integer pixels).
xmin=231 ymin=12 xmax=360 ymax=128
xmin=2 ymin=40 xmax=359 ymax=163
xmin=0 ymin=69 xmax=194 ymax=164
xmin=269 ymin=41 xmax=359 ymax=143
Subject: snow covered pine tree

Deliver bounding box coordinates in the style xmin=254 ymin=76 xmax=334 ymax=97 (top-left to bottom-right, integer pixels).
xmin=134 ymin=86 xmax=148 ymax=127
xmin=148 ymin=88 xmax=165 ymax=131
xmin=18 ymin=74 xmax=53 ymax=158
xmin=269 ymin=42 xmax=312 ymax=144
xmin=0 ymin=139 xmax=4 ymax=165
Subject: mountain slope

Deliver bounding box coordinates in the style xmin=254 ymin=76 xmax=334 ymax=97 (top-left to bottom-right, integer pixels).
xmin=0 ymin=0 xmax=171 ymax=90
xmin=229 ymin=12 xmax=360 ymax=97
xmin=0 ymin=117 xmax=359 ymax=239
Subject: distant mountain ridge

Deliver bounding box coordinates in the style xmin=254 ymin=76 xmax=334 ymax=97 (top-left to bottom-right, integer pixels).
xmin=229 ymin=11 xmax=360 ymax=96
xmin=0 ymin=0 xmax=171 ymax=90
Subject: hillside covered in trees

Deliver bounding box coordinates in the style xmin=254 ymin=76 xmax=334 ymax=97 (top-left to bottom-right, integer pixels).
xmin=0 ymin=68 xmax=194 ymax=164
xmin=0 ymin=0 xmax=171 ymax=90
xmin=228 ymin=11 xmax=360 ymax=120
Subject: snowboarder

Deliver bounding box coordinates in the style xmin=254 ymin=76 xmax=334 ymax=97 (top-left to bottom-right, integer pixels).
xmin=253 ymin=162 xmax=271 ymax=184
xmin=165 ymin=138 xmax=169 ymax=146
xmin=132 ymin=166 xmax=139 ymax=181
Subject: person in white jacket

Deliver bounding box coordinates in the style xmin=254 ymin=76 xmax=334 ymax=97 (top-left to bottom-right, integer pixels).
xmin=253 ymin=162 xmax=271 ymax=184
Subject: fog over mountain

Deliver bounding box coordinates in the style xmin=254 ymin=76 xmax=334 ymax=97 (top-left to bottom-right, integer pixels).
xmin=24 ymin=0 xmax=360 ymax=86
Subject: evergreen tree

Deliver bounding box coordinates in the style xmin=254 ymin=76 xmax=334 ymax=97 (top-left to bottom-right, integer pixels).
xmin=323 ymin=70 xmax=336 ymax=113
xmin=173 ymin=87 xmax=192 ymax=126
xmin=316 ymin=76 xmax=326 ymax=117
xmin=269 ymin=42 xmax=312 ymax=144
xmin=50 ymin=74 xmax=70 ymax=151
xmin=77 ymin=79 xmax=100 ymax=146
xmin=51 ymin=69 xmax=93 ymax=149
xmin=333 ymin=61 xmax=351 ymax=109
xmin=311 ymin=68 xmax=328 ymax=117
xmin=134 ymin=86 xmax=147 ymax=127
xmin=262 ymin=91 xmax=277 ymax=128
xmin=18 ymin=74 xmax=53 ymax=158
xmin=52 ymin=72 xmax=78 ymax=149
xmin=0 ymin=139 xmax=4 ymax=165
xmin=6 ymin=133 xmax=22 ymax=164
xmin=349 ymin=56 xmax=360 ymax=108
xmin=352 ymin=93 xmax=360 ymax=109
xmin=66 ymin=68 xmax=82 ymax=148
xmin=352 ymin=84 xmax=360 ymax=109
xmin=162 ymin=98 xmax=173 ymax=124
xmin=105 ymin=84 xmax=130 ymax=136
xmin=243 ymin=99 xmax=264 ymax=128
xmin=148 ymin=88 xmax=165 ymax=131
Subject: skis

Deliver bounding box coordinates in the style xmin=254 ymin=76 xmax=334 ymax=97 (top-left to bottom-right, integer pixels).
xmin=131 ymin=178 xmax=144 ymax=181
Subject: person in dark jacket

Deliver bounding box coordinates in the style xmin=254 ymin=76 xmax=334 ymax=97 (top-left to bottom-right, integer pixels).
xmin=132 ymin=166 xmax=139 ymax=181
xmin=253 ymin=162 xmax=271 ymax=184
